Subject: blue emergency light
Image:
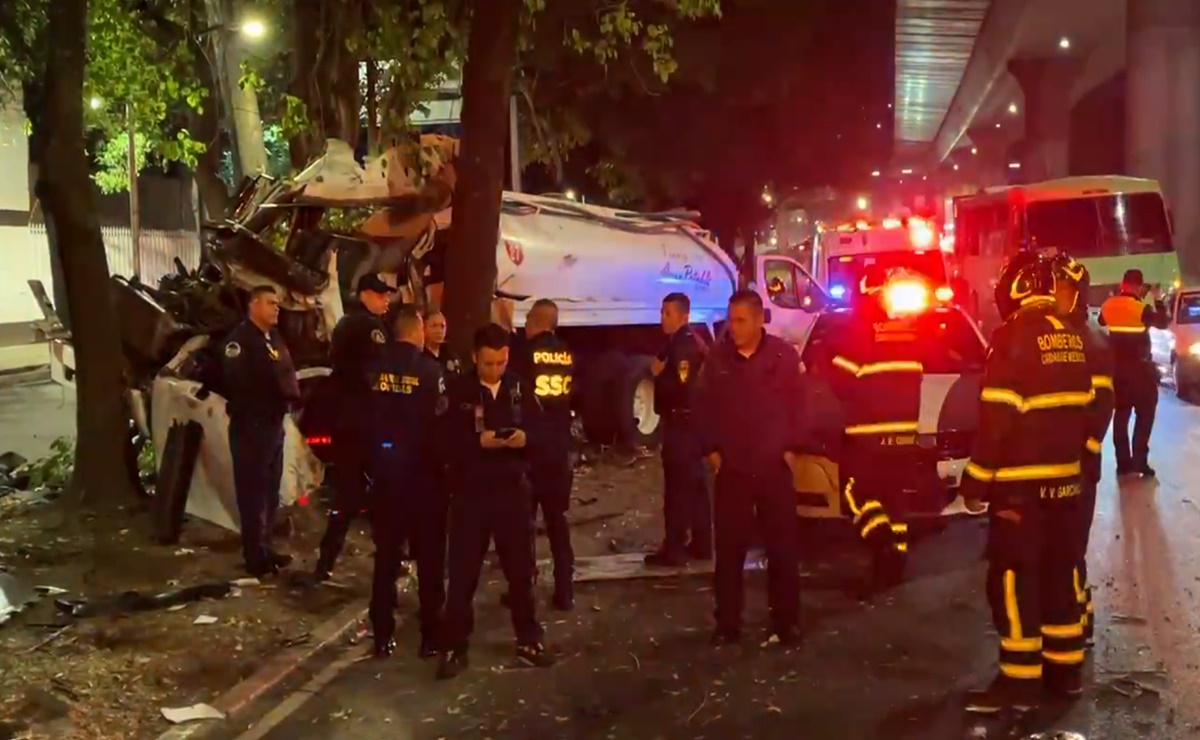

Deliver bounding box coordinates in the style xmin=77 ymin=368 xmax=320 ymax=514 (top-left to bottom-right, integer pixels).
xmin=830 ymin=284 xmax=847 ymax=299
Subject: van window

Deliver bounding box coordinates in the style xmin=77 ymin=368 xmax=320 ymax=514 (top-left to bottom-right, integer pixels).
xmin=763 ymin=259 xmax=808 ymax=309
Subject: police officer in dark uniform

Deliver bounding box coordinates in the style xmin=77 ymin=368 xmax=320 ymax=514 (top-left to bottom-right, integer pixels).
xmin=221 ymin=285 xmax=301 ymax=577
xmin=1051 ymin=254 xmax=1115 ymax=647
xmin=514 ymin=299 xmax=577 ymax=610
xmin=696 ymin=290 xmax=807 ymax=646
xmin=645 ymin=292 xmax=711 ymax=567
xmin=962 ymin=253 xmax=1093 ymax=713
xmin=314 ymin=274 xmax=396 ymax=580
xmin=821 ymin=270 xmax=924 ymax=590
xmin=437 ymin=324 xmax=554 ymax=680
xmin=424 ymin=310 xmax=464 ymax=379
xmin=1098 ymin=269 xmax=1168 ymax=476
xmin=364 ymin=306 xmax=448 ymax=658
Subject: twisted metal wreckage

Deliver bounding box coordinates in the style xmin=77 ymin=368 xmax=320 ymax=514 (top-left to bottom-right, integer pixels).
xmin=93 ymin=135 xmax=463 ymax=536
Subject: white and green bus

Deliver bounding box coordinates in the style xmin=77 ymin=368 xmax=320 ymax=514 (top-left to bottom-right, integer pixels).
xmin=950 ymin=176 xmax=1179 ymax=329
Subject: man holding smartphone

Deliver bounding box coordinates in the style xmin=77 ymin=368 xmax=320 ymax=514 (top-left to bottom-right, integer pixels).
xmin=1098 ymin=269 xmax=1168 ymax=477
xmin=437 ymin=324 xmax=554 ymax=680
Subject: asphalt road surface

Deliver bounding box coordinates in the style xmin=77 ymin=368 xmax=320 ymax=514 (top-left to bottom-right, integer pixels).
xmin=226 ymin=391 xmax=1200 ymax=740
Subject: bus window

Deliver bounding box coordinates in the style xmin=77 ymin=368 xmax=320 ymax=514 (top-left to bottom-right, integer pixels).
xmin=980 ymin=204 xmax=1009 ymax=257
xmin=956 ymin=208 xmax=980 ymax=256
xmin=1026 ymin=193 xmax=1173 ymax=257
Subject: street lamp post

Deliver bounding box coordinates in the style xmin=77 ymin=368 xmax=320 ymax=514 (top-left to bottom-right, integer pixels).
xmin=127 ymin=102 xmax=141 ymax=281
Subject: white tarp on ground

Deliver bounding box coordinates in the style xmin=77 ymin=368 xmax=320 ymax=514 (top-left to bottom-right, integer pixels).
xmin=149 ymin=377 xmax=323 ymax=533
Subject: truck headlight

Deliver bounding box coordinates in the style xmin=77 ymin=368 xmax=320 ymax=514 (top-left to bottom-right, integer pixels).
xmin=1190 ymin=342 xmax=1200 ymax=357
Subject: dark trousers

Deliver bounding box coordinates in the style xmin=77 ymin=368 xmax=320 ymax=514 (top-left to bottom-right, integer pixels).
xmin=713 ymin=465 xmax=800 ymax=633
xmin=317 ymin=431 xmax=371 ymax=573
xmin=442 ymin=477 xmax=542 ymax=650
xmin=368 ymin=467 xmax=448 ymax=643
xmin=986 ymin=489 xmax=1085 ymax=694
xmin=530 ymin=454 xmax=575 ymax=593
xmin=1077 ymin=476 xmax=1098 ymax=640
xmin=660 ymin=418 xmax=713 ymax=556
xmin=229 ymin=418 xmax=284 ymax=571
xmin=1112 ymin=366 xmax=1158 ymax=470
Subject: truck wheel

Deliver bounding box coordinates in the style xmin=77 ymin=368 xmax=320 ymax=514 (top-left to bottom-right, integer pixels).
xmin=578 ymin=352 xmax=662 ymax=447
xmin=617 ymin=354 xmax=661 ymax=447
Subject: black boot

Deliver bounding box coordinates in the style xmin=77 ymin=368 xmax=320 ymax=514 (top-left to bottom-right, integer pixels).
xmin=437 ymin=649 xmax=469 ymax=680
xmin=373 ymin=635 xmax=396 ymax=659
xmin=515 ymin=642 xmax=555 ymax=667
xmin=964 ymin=676 xmax=1038 ymax=714
xmin=419 ymin=635 xmax=440 ymax=659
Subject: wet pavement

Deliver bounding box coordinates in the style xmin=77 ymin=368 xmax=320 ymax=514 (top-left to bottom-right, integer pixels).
xmin=218 ymin=391 xmax=1200 ymax=738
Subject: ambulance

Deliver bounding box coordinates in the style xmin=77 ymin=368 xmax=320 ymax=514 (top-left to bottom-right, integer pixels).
xmin=814 ymin=216 xmax=958 ymax=305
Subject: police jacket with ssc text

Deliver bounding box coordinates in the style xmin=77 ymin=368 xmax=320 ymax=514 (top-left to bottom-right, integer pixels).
xmin=518 ymin=331 xmax=575 ymax=459
xmin=964 ymin=300 xmax=1093 ymax=508
xmin=697 ymin=331 xmax=807 ymax=473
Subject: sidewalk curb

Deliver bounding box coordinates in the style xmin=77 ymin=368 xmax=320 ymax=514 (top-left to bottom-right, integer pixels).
xmin=0 ymin=365 xmax=50 ymax=389
xmin=155 ymin=601 xmax=368 ymax=740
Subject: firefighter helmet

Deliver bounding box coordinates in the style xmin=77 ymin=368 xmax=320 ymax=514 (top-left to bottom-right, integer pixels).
xmin=994 ymin=251 xmax=1057 ymax=322
xmin=1049 ymin=253 xmax=1090 ymax=318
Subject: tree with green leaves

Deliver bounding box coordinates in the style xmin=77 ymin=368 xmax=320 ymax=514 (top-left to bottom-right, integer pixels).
xmin=0 ymin=0 xmax=137 ymax=505
xmin=0 ymin=0 xmax=222 ymax=504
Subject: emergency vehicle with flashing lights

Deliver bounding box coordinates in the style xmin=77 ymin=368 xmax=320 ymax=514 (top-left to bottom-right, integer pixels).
xmin=790 ymin=271 xmax=990 ymax=520
xmin=813 ymin=216 xmax=959 ymax=308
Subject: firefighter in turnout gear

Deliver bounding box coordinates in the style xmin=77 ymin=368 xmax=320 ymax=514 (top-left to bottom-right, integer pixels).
xmin=962 ymin=253 xmax=1094 ymax=713
xmin=823 ymin=271 xmax=926 ymax=590
xmin=1098 ymin=269 xmax=1168 ymax=476
xmin=1051 ymin=255 xmax=1115 ymax=647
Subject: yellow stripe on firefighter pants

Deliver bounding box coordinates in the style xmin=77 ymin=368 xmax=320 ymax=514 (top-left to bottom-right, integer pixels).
xmin=1000 ymin=569 xmax=1043 ymax=680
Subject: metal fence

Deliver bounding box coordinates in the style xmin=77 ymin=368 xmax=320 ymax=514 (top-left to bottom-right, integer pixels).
xmin=28 ymin=224 xmax=202 ymax=287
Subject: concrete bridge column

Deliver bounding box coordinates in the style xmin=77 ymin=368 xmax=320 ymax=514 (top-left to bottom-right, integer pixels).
xmin=1128 ymin=0 xmax=1200 ymax=279
xmin=1008 ymin=57 xmax=1083 ymax=182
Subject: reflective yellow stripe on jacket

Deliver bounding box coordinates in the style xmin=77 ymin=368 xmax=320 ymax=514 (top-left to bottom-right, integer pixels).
xmin=832 ymin=357 xmax=924 ymax=377
xmin=979 ymin=387 xmax=1095 ymax=413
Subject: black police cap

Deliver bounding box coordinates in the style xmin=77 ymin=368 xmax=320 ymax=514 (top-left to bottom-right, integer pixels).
xmin=356 ymin=273 xmax=398 ymax=294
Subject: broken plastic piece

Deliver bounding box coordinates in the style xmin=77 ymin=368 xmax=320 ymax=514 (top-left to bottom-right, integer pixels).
xmin=160 ymin=703 xmax=226 ymax=723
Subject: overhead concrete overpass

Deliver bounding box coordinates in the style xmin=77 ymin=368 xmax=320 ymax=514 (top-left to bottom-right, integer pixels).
xmin=890 ymin=0 xmax=1200 ymax=276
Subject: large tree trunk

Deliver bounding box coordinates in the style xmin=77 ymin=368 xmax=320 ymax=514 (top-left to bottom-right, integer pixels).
xmin=443 ymin=0 xmax=523 ymax=360
xmin=287 ymin=0 xmax=362 ymax=169
xmin=34 ymin=0 xmax=136 ymax=505
xmin=189 ymin=0 xmax=229 ymax=220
